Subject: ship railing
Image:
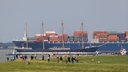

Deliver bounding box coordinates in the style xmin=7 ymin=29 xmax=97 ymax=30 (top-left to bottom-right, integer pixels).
xmin=14 ymin=47 xmax=32 ymax=50
xmin=15 ymin=52 xmax=97 ymax=56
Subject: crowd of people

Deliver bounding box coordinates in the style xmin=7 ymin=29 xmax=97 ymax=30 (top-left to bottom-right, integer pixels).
xmin=56 ymin=56 xmax=79 ymax=64
xmin=6 ymin=54 xmax=79 ymax=64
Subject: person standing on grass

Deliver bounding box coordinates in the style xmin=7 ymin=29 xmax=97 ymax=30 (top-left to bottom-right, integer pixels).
xmin=60 ymin=56 xmax=63 ymax=63
xmin=47 ymin=54 xmax=50 ymax=63
xmin=67 ymin=56 xmax=71 ymax=62
xmin=48 ymin=54 xmax=50 ymax=58
xmin=34 ymin=54 xmax=37 ymax=60
xmin=7 ymin=57 xmax=9 ymax=62
xmin=21 ymin=55 xmax=24 ymax=60
xmin=65 ymin=59 xmax=68 ymax=64
xmin=24 ymin=55 xmax=27 ymax=60
xmin=47 ymin=56 xmax=50 ymax=63
xmin=42 ymin=55 xmax=44 ymax=60
xmin=75 ymin=56 xmax=78 ymax=63
xmin=16 ymin=54 xmax=18 ymax=59
xmin=56 ymin=56 xmax=59 ymax=63
xmin=30 ymin=55 xmax=34 ymax=60
xmin=71 ymin=57 xmax=74 ymax=63
xmin=13 ymin=56 xmax=16 ymax=61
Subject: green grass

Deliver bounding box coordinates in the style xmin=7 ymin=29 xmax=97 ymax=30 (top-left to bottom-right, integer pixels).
xmin=0 ymin=55 xmax=128 ymax=72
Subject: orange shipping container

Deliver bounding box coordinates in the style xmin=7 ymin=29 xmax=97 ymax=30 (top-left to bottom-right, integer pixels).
xmin=125 ymin=32 xmax=128 ymax=39
xmin=73 ymin=31 xmax=87 ymax=36
xmin=49 ymin=37 xmax=58 ymax=42
xmin=93 ymin=31 xmax=109 ymax=36
xmin=108 ymin=35 xmax=118 ymax=42
xmin=46 ymin=33 xmax=57 ymax=37
xmin=49 ymin=35 xmax=58 ymax=42
xmin=73 ymin=31 xmax=88 ymax=40
xmin=99 ymin=38 xmax=108 ymax=42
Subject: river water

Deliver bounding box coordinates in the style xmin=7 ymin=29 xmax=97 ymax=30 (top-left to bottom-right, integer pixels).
xmin=0 ymin=49 xmax=14 ymax=62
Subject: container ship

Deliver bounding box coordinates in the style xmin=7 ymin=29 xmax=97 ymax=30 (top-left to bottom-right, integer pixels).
xmin=12 ymin=22 xmax=128 ymax=52
xmin=13 ymin=31 xmax=128 ymax=52
xmin=13 ymin=23 xmax=102 ymax=52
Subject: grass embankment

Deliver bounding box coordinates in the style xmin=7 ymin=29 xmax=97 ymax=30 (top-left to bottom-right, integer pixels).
xmin=0 ymin=55 xmax=128 ymax=72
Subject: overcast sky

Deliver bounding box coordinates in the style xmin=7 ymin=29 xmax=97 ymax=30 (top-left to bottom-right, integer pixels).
xmin=0 ymin=0 xmax=128 ymax=42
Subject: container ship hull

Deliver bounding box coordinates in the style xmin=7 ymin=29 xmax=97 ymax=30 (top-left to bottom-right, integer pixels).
xmin=13 ymin=41 xmax=100 ymax=52
xmin=13 ymin=41 xmax=128 ymax=52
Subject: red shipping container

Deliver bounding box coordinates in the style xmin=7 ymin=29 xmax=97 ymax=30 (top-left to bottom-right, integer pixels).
xmin=58 ymin=34 xmax=68 ymax=42
xmin=36 ymin=35 xmax=48 ymax=41
xmin=125 ymin=32 xmax=128 ymax=34
xmin=93 ymin=31 xmax=109 ymax=36
xmin=58 ymin=35 xmax=63 ymax=42
xmin=63 ymin=34 xmax=68 ymax=38
xmin=125 ymin=32 xmax=128 ymax=36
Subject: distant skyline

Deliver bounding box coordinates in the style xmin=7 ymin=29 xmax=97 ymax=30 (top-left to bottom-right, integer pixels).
xmin=0 ymin=0 xmax=128 ymax=42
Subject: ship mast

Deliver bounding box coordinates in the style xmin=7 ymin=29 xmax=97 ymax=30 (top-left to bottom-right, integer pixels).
xmin=42 ymin=21 xmax=45 ymax=50
xmin=61 ymin=21 xmax=64 ymax=48
xmin=25 ymin=23 xmax=28 ymax=48
xmin=81 ymin=21 xmax=84 ymax=49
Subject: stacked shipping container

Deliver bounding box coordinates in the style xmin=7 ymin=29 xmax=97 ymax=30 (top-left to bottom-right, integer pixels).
xmin=35 ymin=34 xmax=48 ymax=41
xmin=58 ymin=34 xmax=68 ymax=42
xmin=108 ymin=34 xmax=118 ymax=42
xmin=68 ymin=36 xmax=74 ymax=42
xmin=73 ymin=31 xmax=88 ymax=42
xmin=49 ymin=35 xmax=58 ymax=42
xmin=45 ymin=31 xmax=58 ymax=42
xmin=93 ymin=31 xmax=108 ymax=42
xmin=117 ymin=33 xmax=126 ymax=42
xmin=108 ymin=32 xmax=118 ymax=42
xmin=32 ymin=31 xmax=128 ymax=43
xmin=28 ymin=37 xmax=38 ymax=42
